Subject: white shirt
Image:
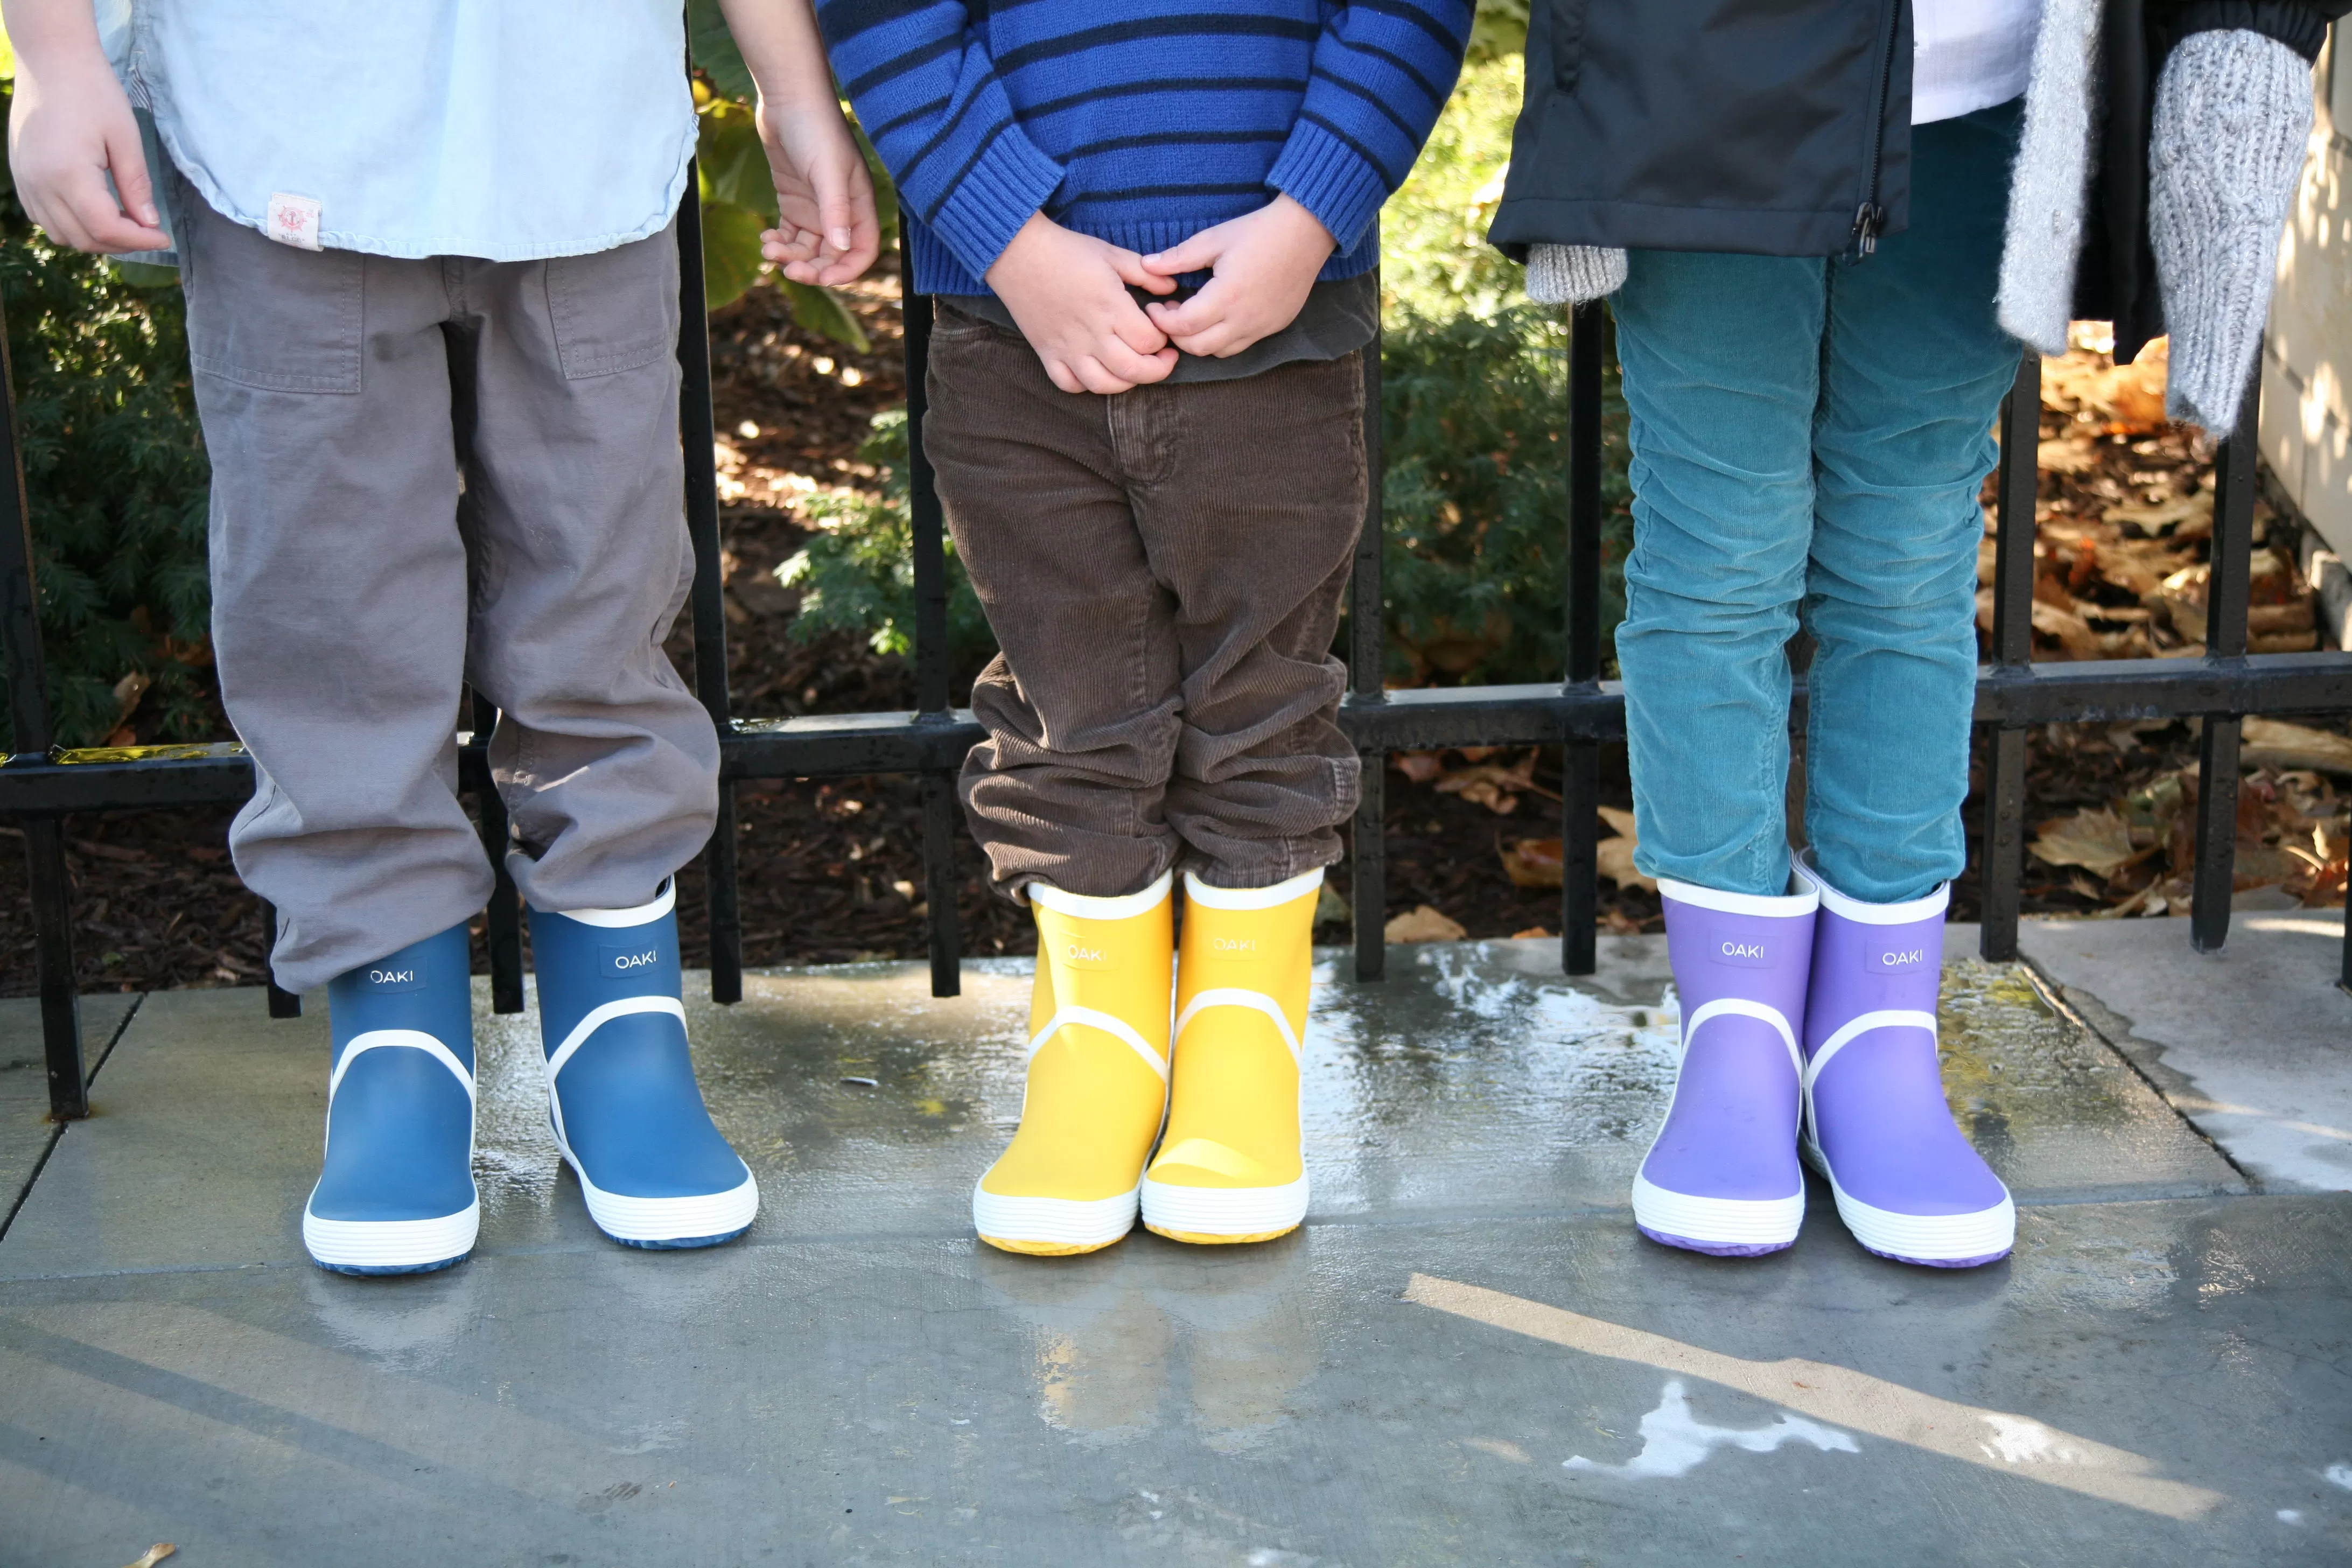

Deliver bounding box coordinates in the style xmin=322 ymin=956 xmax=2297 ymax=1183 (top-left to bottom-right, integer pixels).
xmin=100 ymin=1 xmax=697 ymax=262
xmin=1913 ymin=0 xmax=2044 ymax=125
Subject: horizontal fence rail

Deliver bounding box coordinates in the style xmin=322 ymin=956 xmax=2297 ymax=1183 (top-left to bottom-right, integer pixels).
xmin=6 ymin=196 xmax=2351 ymax=1122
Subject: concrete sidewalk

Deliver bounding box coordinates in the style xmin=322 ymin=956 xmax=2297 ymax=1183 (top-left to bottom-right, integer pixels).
xmin=1 ymin=923 xmax=2346 ymax=1565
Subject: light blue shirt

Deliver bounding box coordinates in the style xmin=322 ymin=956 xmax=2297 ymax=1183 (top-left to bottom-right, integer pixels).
xmin=100 ymin=1 xmax=697 ymax=262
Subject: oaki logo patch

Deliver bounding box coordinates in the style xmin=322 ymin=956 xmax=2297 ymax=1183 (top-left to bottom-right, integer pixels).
xmin=1870 ymin=942 xmax=1930 ymax=969
xmin=1210 ymin=935 xmax=1259 ymax=958
xmin=1061 ymin=941 xmax=1114 ymax=971
xmin=599 ymin=943 xmax=663 ymax=978
xmin=1711 ymin=938 xmax=1770 ymax=969
xmin=363 ymin=963 xmax=425 ymax=992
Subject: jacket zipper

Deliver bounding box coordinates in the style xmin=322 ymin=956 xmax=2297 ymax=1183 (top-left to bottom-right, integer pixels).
xmin=1851 ymin=0 xmax=1902 ymax=256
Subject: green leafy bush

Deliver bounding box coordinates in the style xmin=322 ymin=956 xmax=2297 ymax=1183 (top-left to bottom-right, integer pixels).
xmin=776 ymin=409 xmax=996 ymax=685
xmin=0 ymin=194 xmax=213 ymax=750
xmin=1377 ymin=305 xmax=1630 ymax=685
xmin=1380 ymin=52 xmax=1529 ymax=323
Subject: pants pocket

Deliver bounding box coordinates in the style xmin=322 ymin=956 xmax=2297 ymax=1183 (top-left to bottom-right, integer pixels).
xmin=543 ymin=227 xmax=680 ymax=380
xmin=180 ymin=192 xmax=363 ymax=395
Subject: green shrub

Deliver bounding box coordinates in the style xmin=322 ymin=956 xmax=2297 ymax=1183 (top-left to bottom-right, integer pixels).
xmin=1376 ymin=305 xmax=1630 ymax=686
xmin=0 ymin=176 xmax=214 ymax=750
xmin=776 ymin=409 xmax=997 ymax=685
xmin=1380 ymin=52 xmax=1529 ymax=324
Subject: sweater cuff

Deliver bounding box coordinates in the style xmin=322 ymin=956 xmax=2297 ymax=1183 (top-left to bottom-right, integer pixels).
xmin=2173 ymin=3 xmax=2334 ymax=61
xmin=922 ymin=125 xmax=1067 ymax=283
xmin=1266 ymin=121 xmax=1393 ymax=256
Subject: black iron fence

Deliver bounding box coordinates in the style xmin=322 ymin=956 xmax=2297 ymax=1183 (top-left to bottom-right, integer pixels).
xmin=6 ymin=194 xmax=2350 ymax=1125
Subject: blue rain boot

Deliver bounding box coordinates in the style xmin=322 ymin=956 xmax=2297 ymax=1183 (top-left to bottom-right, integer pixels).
xmin=527 ymin=880 xmax=758 ymax=1248
xmin=303 ymin=923 xmax=480 ymax=1275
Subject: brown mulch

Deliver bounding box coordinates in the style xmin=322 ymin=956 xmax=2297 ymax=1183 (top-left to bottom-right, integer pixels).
xmin=4 ymin=320 xmax=2343 ymax=997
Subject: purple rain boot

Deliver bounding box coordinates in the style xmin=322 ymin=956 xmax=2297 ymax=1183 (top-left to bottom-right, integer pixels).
xmin=1631 ymin=877 xmax=1819 ymax=1257
xmin=1793 ymin=855 xmax=2015 ymax=1268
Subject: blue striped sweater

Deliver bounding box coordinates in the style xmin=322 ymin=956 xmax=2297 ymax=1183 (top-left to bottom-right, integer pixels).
xmin=818 ymin=0 xmax=1474 ymax=297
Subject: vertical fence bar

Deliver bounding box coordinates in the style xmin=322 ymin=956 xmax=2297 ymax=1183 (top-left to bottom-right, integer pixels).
xmin=0 ymin=289 xmax=87 ymax=1118
xmin=258 ymin=899 xmax=301 ymax=1017
xmin=1350 ymin=330 xmax=1388 ymax=982
xmin=1559 ymin=303 xmax=1606 ymax=976
xmin=2191 ymin=367 xmax=2262 ymax=954
xmin=1979 ymin=349 xmax=2040 ymax=961
xmin=22 ymin=819 xmax=86 ymax=1117
xmin=902 ymin=284 xmax=962 ymax=998
xmin=674 ymin=178 xmax=743 ymax=1003
xmin=469 ymin=693 xmax=525 ymax=1013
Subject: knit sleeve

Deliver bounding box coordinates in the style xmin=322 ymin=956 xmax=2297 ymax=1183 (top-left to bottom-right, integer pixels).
xmin=817 ymin=0 xmax=1066 ymax=280
xmin=2167 ymin=1 xmax=2350 ymax=60
xmin=1264 ymin=0 xmax=1475 ymax=253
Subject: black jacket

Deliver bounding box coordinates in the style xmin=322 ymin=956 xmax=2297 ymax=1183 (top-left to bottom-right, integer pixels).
xmin=1490 ymin=0 xmax=2346 ymax=331
xmin=1490 ymin=0 xmax=1914 ymax=260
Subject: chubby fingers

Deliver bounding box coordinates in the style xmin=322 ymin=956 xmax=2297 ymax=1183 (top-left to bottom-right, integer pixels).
xmin=1139 ymin=229 xmax=1225 ymax=278
xmin=1143 ymin=275 xmax=1235 ymax=342
xmin=1104 ymin=246 xmax=1179 ymax=295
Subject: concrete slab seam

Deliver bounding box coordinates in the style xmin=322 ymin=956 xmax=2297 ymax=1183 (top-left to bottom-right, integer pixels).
xmin=2016 ymin=958 xmax=2264 ymax=1193
xmin=0 ymin=991 xmax=148 ymax=1244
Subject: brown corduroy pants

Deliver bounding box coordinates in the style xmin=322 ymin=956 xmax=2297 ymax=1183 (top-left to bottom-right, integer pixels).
xmin=922 ymin=306 xmax=1368 ymax=901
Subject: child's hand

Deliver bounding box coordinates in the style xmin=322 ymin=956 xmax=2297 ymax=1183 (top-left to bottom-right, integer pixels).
xmin=984 ymin=214 xmax=1179 ymax=395
xmin=1139 ymin=196 xmax=1336 ymax=359
xmin=7 ymin=46 xmax=168 ymax=255
xmin=756 ymin=103 xmax=882 ymax=286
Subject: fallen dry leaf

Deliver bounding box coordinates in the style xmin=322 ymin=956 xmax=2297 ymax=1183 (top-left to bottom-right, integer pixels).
xmin=2037 ymin=437 xmax=2102 ymax=474
xmin=1597 ymin=805 xmax=1638 ymax=838
xmin=1434 ymin=751 xmax=1556 ymax=814
xmin=1391 ymin=751 xmax=1446 ymax=783
xmin=123 ymin=1548 xmax=175 ymax=1568
xmin=2029 ymin=807 xmax=2145 ymax=879
xmin=1500 ymin=837 xmax=1565 ymax=889
xmin=1384 ymin=905 xmax=1467 ymax=943
xmin=1510 ymin=926 xmax=1555 ymax=939
xmin=2242 ymin=718 xmax=2352 ymax=776
xmin=2031 ymin=599 xmax=2105 ymax=659
xmin=1596 ymin=836 xmax=1658 ymax=893
xmin=2104 ymin=491 xmax=2212 ymax=537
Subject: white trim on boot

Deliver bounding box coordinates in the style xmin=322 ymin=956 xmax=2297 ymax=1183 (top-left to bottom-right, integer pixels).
xmin=972 ymin=1181 xmax=1141 ymax=1251
xmin=1629 ymin=1175 xmax=1805 ymax=1250
xmin=1656 ymin=877 xmax=1819 ymax=918
xmin=1140 ymin=1171 xmax=1310 ymax=1239
xmin=1790 ymin=853 xmax=1949 ymax=925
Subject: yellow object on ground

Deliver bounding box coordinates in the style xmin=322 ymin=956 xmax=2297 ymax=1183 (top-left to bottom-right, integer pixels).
xmin=972 ymin=872 xmax=1175 ymax=1255
xmin=1142 ymin=868 xmax=1321 ymax=1244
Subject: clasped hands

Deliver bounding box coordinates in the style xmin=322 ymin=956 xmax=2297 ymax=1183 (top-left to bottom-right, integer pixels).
xmin=984 ymin=194 xmax=1337 ymax=395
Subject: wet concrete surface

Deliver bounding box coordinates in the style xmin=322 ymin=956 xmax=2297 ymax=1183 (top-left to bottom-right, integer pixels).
xmin=0 ymin=993 xmax=138 ymax=1233
xmin=2017 ymin=911 xmax=2352 ymax=1193
xmin=1 ymin=937 xmax=2346 ymax=1565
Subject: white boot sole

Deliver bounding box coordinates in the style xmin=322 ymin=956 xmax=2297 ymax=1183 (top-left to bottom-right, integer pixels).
xmin=303 ymin=1200 xmax=480 ymax=1272
xmin=1805 ymin=1142 xmax=2014 ymax=1264
xmin=1630 ymin=1173 xmax=1804 ymax=1250
xmin=1139 ymin=1172 xmax=1308 ymax=1240
xmin=561 ymin=1144 xmax=759 ymax=1246
xmin=971 ymin=1182 xmax=1138 ymax=1252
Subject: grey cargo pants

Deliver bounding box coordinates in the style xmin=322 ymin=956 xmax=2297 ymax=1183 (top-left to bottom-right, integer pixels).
xmin=176 ymin=184 xmax=718 ymax=993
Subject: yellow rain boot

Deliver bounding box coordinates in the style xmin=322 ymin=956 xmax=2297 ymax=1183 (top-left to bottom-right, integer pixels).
xmin=972 ymin=872 xmax=1175 ymax=1256
xmin=1142 ymin=868 xmax=1321 ymax=1244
